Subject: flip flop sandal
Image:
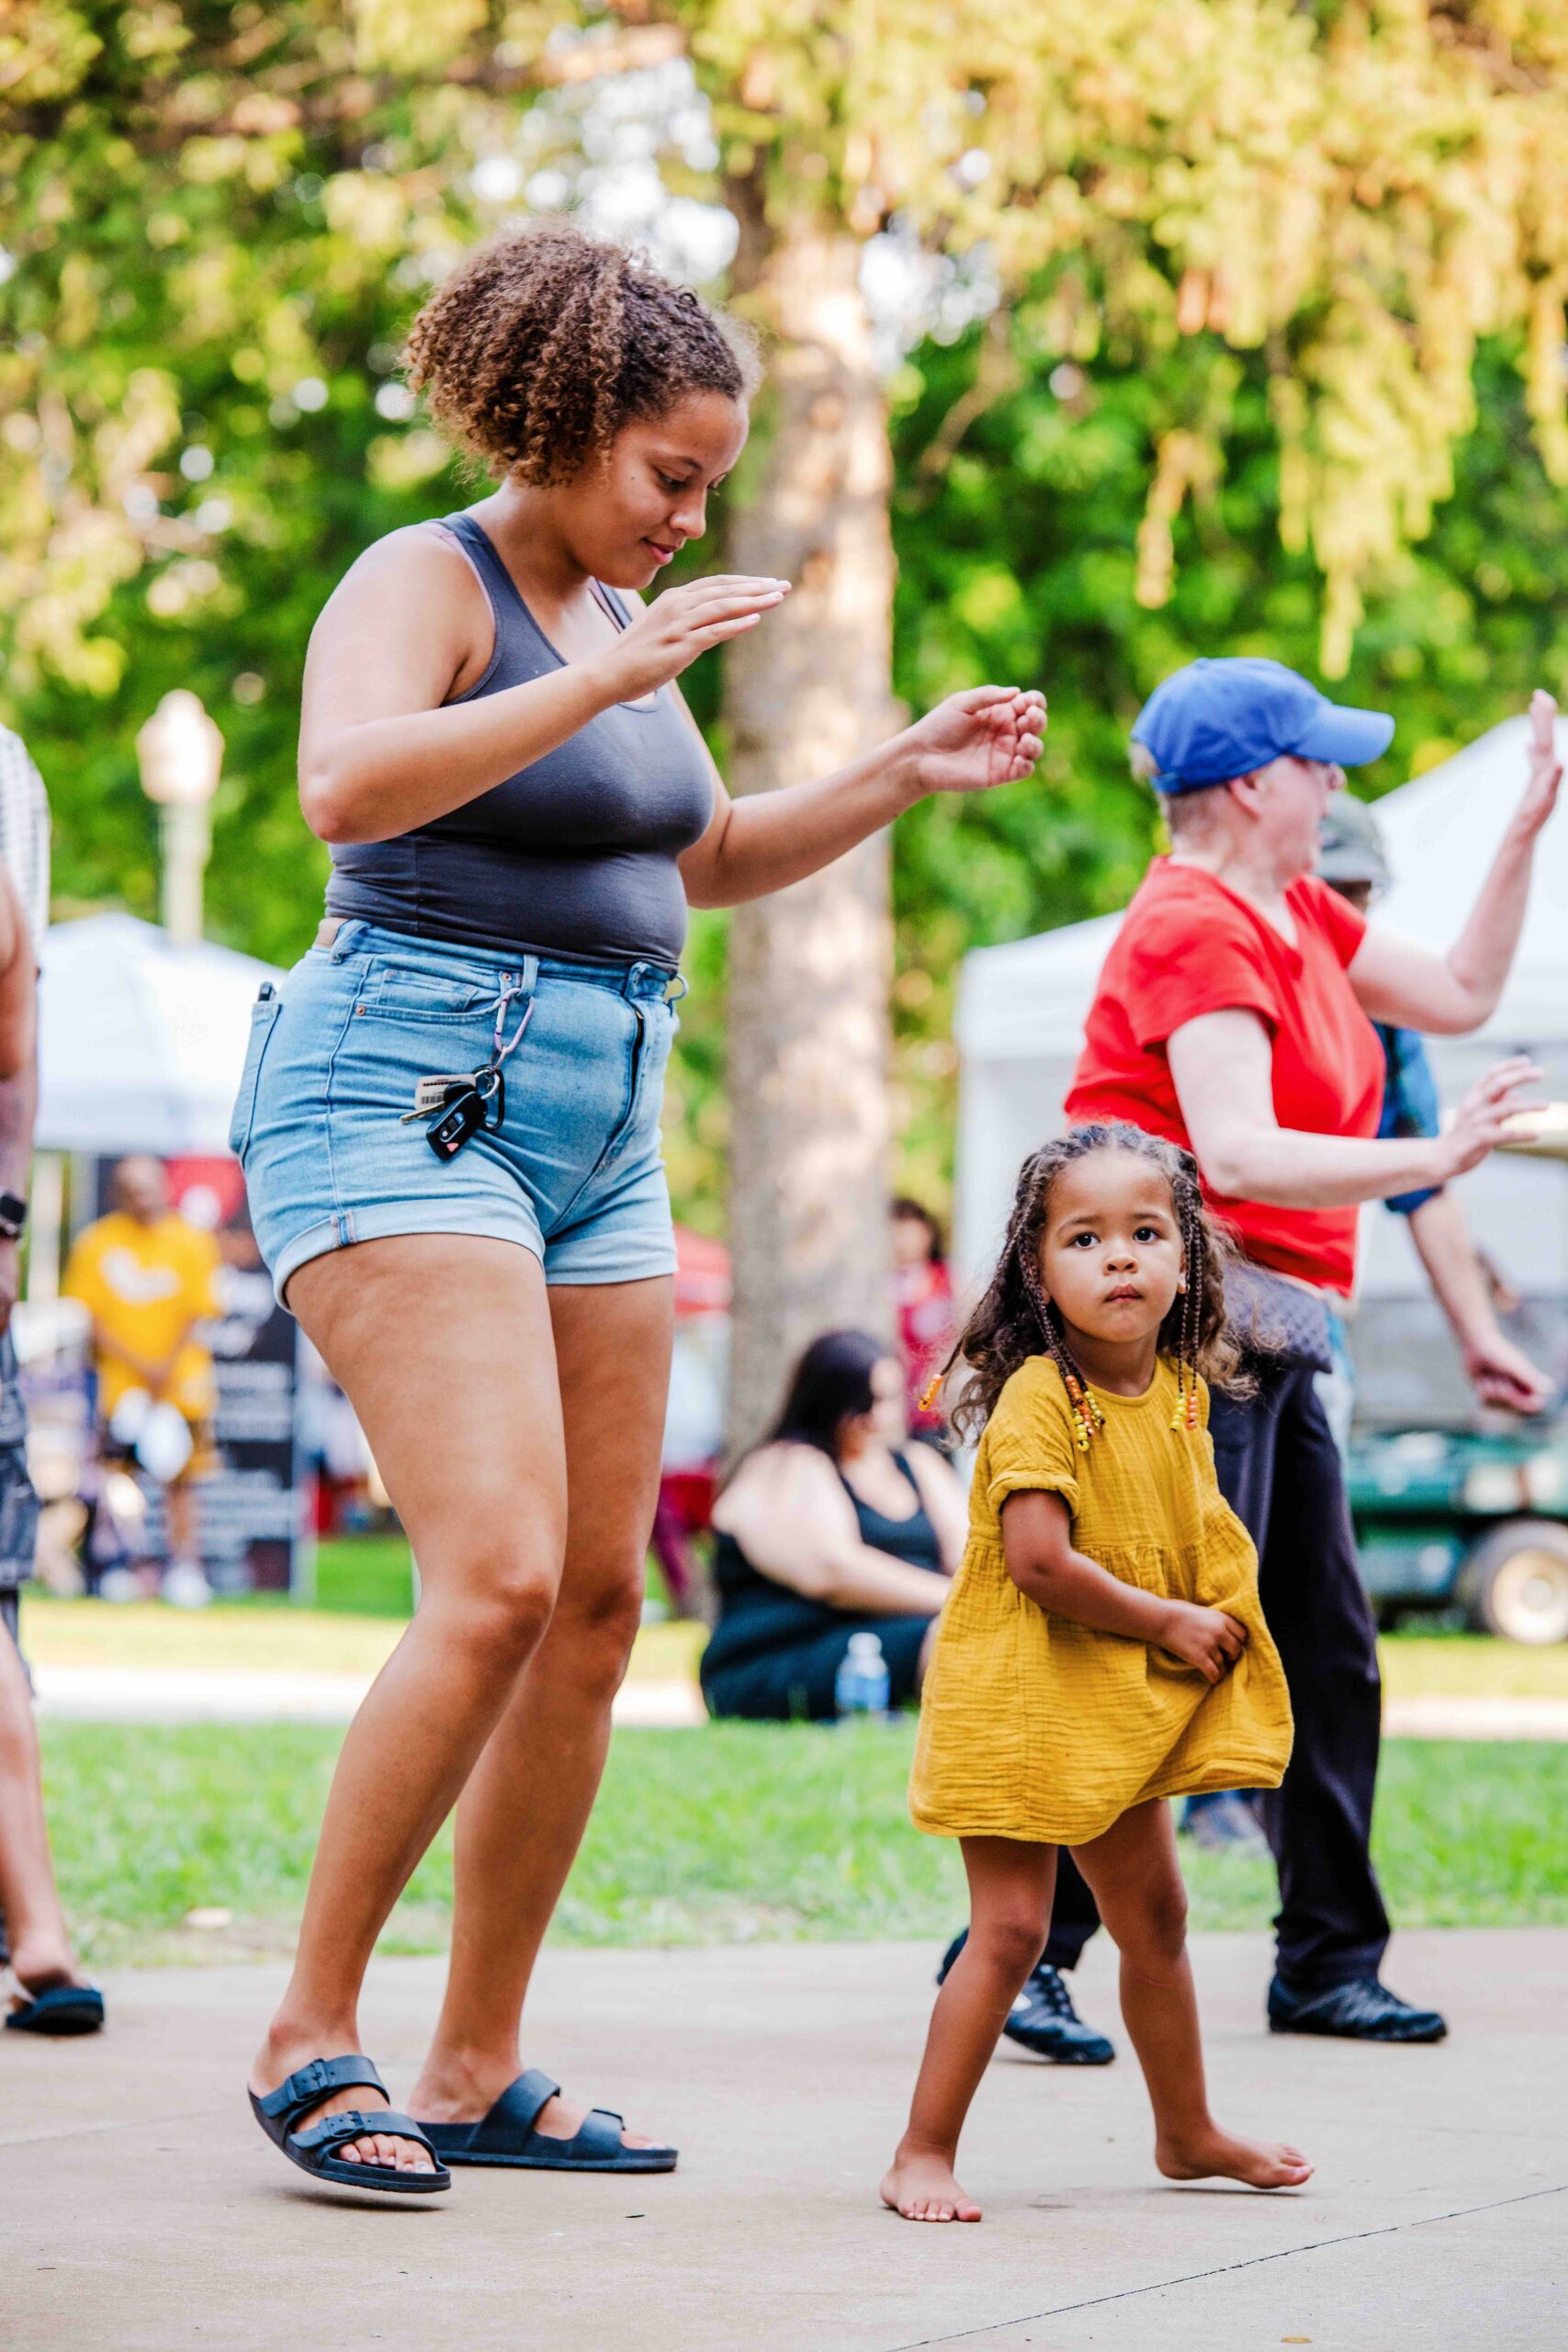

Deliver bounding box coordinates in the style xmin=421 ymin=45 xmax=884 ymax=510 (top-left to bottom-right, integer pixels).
xmin=6 ymin=1984 xmax=105 ymax=2036
xmin=250 ymin=2054 xmax=450 ymax=2195
xmin=418 ymin=2067 xmax=677 ymax=2174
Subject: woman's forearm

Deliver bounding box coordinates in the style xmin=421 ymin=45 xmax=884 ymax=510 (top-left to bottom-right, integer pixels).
xmin=683 ymin=736 xmax=923 ymax=909
xmin=299 ymin=661 xmax=620 ymax=845
xmin=1441 ymin=820 xmax=1538 ymax=1024
xmin=814 ymin=1548 xmax=949 ymax=1616
xmin=1200 ymin=1121 xmax=1450 ymax=1210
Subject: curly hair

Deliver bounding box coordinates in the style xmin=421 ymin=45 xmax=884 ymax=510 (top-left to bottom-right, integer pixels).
xmin=403 ymin=220 xmax=760 ymax=482
xmin=944 ymin=1122 xmax=1247 ymax=1443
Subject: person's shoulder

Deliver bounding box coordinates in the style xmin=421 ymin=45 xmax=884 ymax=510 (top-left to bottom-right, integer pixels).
xmin=1116 ymin=861 xmax=1258 ymax=964
xmin=989 ymin=1353 xmax=1073 ymax=1432
xmin=1291 ymin=871 xmax=1365 ymax=960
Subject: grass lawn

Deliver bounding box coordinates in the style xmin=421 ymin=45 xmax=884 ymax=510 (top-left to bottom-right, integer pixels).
xmin=39 ymin=1719 xmax=1568 ymax=1970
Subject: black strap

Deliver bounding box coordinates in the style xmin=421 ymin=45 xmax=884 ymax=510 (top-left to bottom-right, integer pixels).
xmin=469 ymin=2067 xmax=561 ymax=2154
xmin=292 ymin=2108 xmax=435 ymax=2160
xmin=256 ymin=2053 xmax=386 ymax=2130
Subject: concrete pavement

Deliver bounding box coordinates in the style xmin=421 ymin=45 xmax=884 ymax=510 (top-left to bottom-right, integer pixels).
xmin=4 ymin=1928 xmax=1563 ymax=2349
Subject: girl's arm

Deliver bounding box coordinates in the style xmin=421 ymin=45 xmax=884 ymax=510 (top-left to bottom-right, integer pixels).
xmin=297 ymin=532 xmax=789 ymax=845
xmin=1168 ymin=1012 xmax=1541 ymax=1209
xmin=1346 ymin=691 xmax=1562 ymax=1035
xmin=670 ymin=678 xmax=1046 ymax=909
xmin=1000 ymin=1489 xmax=1245 ymax=1683
xmin=711 ymin=1444 xmax=948 ymax=1616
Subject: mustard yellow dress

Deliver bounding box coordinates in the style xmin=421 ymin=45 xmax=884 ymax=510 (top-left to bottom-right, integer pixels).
xmin=909 ymin=1354 xmax=1292 ymax=1847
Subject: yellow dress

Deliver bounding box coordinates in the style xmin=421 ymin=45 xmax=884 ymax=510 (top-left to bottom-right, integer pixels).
xmin=909 ymin=1354 xmax=1292 ymax=1847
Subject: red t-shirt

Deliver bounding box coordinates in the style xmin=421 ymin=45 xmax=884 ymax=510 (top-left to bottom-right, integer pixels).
xmin=1065 ymin=861 xmax=1383 ymax=1295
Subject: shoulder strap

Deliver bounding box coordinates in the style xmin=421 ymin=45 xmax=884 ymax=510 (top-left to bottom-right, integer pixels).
xmin=436 ymin=513 xmax=540 ymax=657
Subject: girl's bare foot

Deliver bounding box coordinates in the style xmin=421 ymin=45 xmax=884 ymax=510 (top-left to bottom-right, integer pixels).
xmin=880 ymin=2148 xmax=983 ymax=2222
xmin=1156 ymin=2126 xmax=1312 ymax=2189
xmin=250 ymin=2023 xmax=437 ymax=2174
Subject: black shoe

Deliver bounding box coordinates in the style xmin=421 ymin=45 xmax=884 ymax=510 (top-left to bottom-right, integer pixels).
xmin=1268 ymin=1973 xmax=1448 ymax=2044
xmin=938 ymin=1932 xmax=1116 ymax=2065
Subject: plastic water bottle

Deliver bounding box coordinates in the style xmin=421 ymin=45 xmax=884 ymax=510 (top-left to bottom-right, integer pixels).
xmin=835 ymin=1631 xmax=891 ymax=1721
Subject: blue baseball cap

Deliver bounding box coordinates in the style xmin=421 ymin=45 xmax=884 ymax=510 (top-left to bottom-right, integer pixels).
xmin=1133 ymin=658 xmax=1394 ymax=796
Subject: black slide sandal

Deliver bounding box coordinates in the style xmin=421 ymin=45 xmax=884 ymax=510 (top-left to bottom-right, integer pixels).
xmin=250 ymin=2054 xmax=450 ymax=2194
xmin=6 ymin=1984 xmax=105 ymax=2036
xmin=419 ymin=2067 xmax=677 ymax=2173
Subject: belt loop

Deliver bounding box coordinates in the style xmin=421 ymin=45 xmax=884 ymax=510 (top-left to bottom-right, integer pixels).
xmin=625 ymin=960 xmax=649 ymax=1001
xmin=329 ymin=920 xmax=364 ymax=965
xmin=521 ymin=953 xmax=539 ymax=999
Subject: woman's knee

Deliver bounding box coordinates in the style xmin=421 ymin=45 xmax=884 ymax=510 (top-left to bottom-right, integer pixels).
xmin=538 ymin=1566 xmax=646 ymax=1699
xmin=426 ymin=1553 xmax=558 ymax=1665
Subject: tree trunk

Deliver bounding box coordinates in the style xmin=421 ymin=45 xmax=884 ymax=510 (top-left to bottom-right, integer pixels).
xmin=720 ymin=207 xmax=900 ymax=1454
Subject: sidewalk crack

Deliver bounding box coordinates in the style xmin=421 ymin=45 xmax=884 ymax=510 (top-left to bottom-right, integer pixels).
xmin=887 ymin=2178 xmax=1568 ymax=2349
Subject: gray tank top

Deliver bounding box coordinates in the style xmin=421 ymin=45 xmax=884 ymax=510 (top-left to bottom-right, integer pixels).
xmin=324 ymin=511 xmax=715 ymax=966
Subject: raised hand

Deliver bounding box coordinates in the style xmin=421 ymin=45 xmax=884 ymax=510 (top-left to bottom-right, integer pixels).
xmin=1517 ymin=689 xmax=1562 ymax=839
xmin=906 ymin=685 xmax=1047 ymax=798
xmin=604 ymin=574 xmax=790 ymax=703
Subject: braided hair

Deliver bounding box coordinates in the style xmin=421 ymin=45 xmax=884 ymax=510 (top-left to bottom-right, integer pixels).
xmin=404 ymin=220 xmax=760 ymax=483
xmin=940 ymin=1123 xmax=1246 ymax=1447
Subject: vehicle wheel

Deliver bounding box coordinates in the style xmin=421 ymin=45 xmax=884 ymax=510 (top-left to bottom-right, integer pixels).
xmin=1460 ymin=1520 xmax=1568 ymax=1645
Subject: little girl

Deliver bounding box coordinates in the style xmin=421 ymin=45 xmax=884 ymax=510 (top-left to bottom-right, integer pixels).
xmin=883 ymin=1121 xmax=1308 ymax=2222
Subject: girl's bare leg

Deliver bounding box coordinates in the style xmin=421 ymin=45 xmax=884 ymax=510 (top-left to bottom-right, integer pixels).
xmin=1072 ymin=1802 xmax=1312 ymax=2189
xmin=881 ymin=1836 xmax=1057 ymax=2222
xmin=0 ymin=1622 xmax=88 ymax=1998
xmin=249 ymin=1236 xmax=568 ymax=2173
xmin=409 ymin=1276 xmax=673 ymax=2149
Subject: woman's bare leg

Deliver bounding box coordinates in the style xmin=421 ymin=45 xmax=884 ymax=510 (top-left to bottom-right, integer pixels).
xmin=0 ymin=1622 xmax=87 ymax=1998
xmin=250 ymin=1235 xmax=567 ymax=2172
xmin=1072 ymin=1802 xmax=1312 ymax=2189
xmin=881 ymin=1836 xmax=1057 ymax=2222
xmin=410 ymin=1276 xmax=672 ymax=2146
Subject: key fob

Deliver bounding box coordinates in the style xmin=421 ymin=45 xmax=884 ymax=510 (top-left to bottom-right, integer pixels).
xmin=427 ymin=1086 xmax=487 ymax=1161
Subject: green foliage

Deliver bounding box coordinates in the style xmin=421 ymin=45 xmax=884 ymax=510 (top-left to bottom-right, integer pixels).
xmin=39 ymin=1719 xmax=1568 ymax=1965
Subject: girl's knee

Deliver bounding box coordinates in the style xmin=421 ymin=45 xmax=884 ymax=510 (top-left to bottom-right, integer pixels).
xmin=1116 ymin=1878 xmax=1189 ymax=1973
xmin=968 ymin=1909 xmax=1049 ymax=1983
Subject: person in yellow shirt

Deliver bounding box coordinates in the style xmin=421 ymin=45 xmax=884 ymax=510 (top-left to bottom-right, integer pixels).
xmin=64 ymin=1157 xmax=220 ymax=1605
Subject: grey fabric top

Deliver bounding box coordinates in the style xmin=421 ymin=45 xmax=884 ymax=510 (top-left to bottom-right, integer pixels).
xmin=324 ymin=511 xmax=715 ymax=967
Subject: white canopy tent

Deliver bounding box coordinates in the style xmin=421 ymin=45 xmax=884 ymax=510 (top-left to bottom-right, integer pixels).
xmin=954 ymin=713 xmax=1568 ymax=1317
xmin=37 ymin=913 xmax=280 ymax=1159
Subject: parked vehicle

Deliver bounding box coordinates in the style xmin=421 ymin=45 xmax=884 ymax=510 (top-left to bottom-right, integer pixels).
xmin=1348 ymin=1424 xmax=1568 ymax=1643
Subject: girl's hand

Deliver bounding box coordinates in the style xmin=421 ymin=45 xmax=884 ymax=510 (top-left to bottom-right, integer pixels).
xmin=1158 ymin=1600 xmax=1247 ymax=1684
xmin=599 ymin=575 xmax=791 ymax=703
xmin=905 ymin=686 xmax=1047 ymax=799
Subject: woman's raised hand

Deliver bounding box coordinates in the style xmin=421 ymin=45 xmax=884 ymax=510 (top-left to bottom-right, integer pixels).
xmin=1439 ymin=1055 xmax=1545 ymax=1178
xmin=601 ymin=575 xmax=790 ymax=703
xmin=1517 ymin=689 xmax=1563 ymax=840
xmin=905 ymin=686 xmax=1048 ymax=797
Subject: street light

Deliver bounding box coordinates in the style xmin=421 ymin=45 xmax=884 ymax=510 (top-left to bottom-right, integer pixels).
xmin=135 ymin=689 xmax=224 ymax=944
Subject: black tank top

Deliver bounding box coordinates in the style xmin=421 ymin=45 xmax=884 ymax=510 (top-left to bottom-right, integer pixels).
xmin=707 ymin=1449 xmax=944 ymax=1657
xmin=324 ymin=512 xmax=715 ymax=965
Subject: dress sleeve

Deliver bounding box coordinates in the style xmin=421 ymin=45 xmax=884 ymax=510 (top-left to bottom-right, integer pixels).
xmin=983 ymin=1363 xmax=1081 ymax=1519
xmin=1119 ymin=898 xmax=1282 ymax=1052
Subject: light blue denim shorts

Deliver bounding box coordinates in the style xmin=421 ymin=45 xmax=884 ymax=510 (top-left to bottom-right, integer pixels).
xmin=230 ymin=920 xmax=682 ymax=1307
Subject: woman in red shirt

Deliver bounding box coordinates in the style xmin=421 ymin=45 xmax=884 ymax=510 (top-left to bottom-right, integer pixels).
xmin=1056 ymin=660 xmax=1562 ymax=2047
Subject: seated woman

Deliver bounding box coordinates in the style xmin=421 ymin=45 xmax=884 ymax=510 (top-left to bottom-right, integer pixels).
xmin=701 ymin=1330 xmax=965 ymax=1722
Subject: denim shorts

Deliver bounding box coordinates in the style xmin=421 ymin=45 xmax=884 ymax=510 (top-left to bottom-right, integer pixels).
xmin=231 ymin=920 xmax=682 ymax=1306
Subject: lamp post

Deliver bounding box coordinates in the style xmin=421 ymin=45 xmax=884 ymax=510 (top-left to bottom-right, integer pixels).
xmin=135 ymin=689 xmax=224 ymax=944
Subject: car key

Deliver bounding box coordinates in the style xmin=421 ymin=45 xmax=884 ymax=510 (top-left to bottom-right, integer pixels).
xmin=427 ymin=1083 xmax=488 ymax=1160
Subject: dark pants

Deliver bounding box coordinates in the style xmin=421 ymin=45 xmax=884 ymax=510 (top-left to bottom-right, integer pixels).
xmin=1043 ymin=1360 xmax=1390 ymax=1991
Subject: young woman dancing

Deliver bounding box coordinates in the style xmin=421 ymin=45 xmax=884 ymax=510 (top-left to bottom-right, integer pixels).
xmin=232 ymin=220 xmax=1045 ymax=2196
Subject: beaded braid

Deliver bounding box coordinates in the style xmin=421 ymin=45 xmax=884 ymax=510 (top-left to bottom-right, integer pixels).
xmin=1169 ymin=1209 xmax=1204 ymax=1433
xmin=1018 ymin=1252 xmax=1105 ymax=1453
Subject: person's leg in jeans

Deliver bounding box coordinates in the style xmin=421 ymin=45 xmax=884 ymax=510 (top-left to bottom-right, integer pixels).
xmin=1235 ymin=1366 xmax=1390 ymax=1989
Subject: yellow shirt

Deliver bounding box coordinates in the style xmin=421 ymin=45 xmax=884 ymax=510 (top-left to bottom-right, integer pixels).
xmin=910 ymin=1354 xmax=1292 ymax=1847
xmin=64 ymin=1211 xmax=220 ymax=1423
